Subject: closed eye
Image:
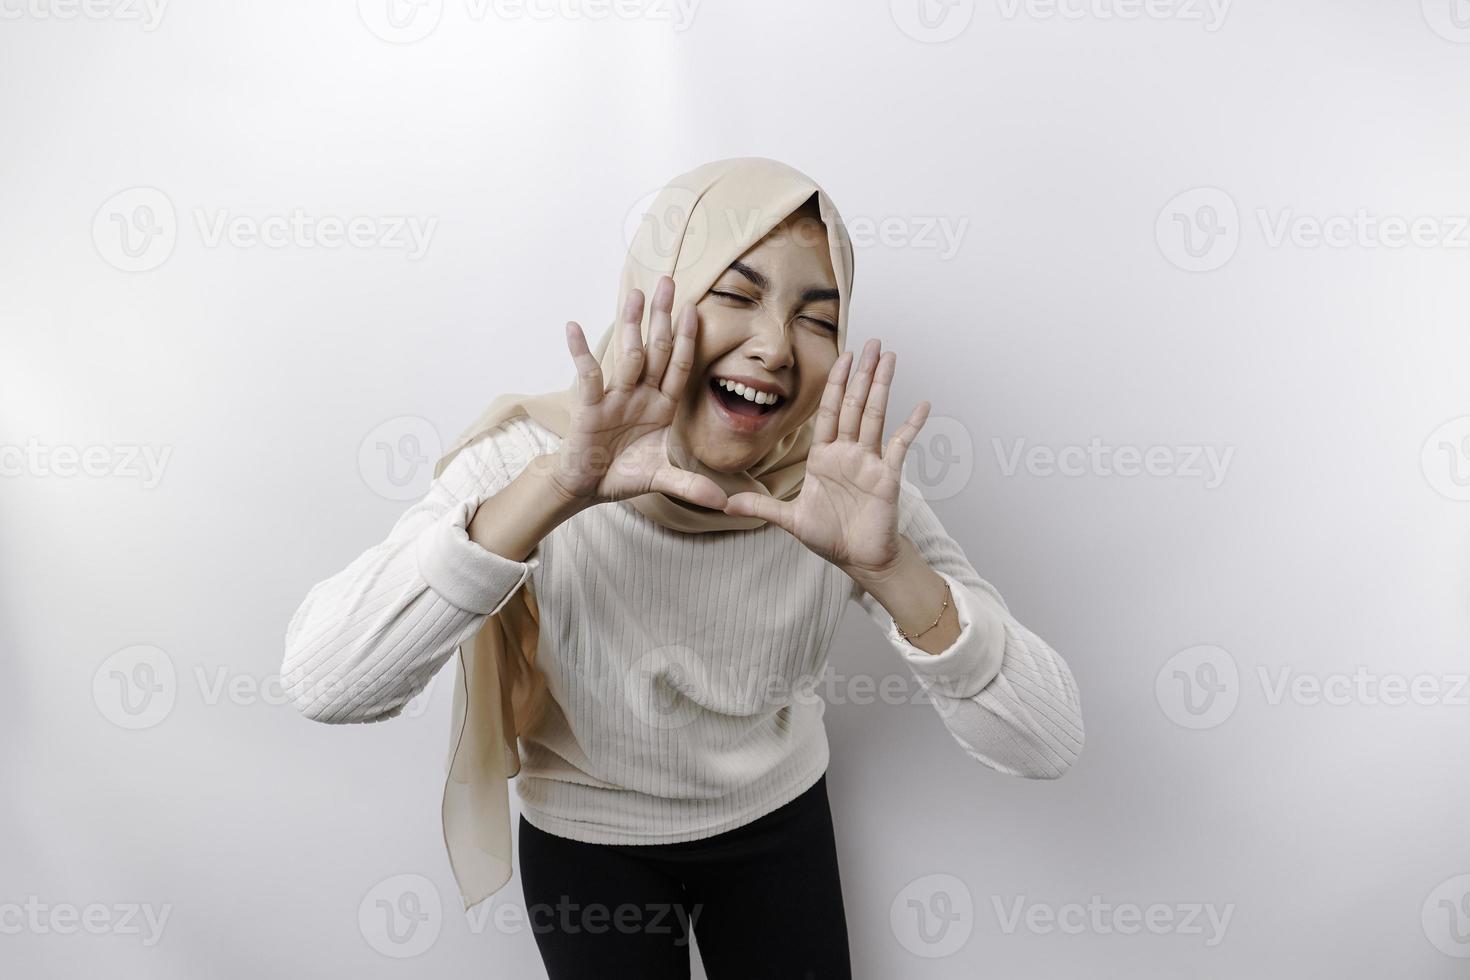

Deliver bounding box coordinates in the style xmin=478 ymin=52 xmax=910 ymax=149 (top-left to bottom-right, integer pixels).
xmin=712 ymin=291 xmax=837 ymax=332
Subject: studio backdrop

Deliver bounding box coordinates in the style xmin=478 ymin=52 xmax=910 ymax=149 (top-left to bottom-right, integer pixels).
xmin=4 ymin=1 xmax=1468 ymax=977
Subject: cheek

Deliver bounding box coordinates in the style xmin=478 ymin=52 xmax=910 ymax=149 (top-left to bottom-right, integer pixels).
xmin=790 ymin=343 xmax=839 ymax=417
xmin=689 ymin=304 xmax=736 ymax=377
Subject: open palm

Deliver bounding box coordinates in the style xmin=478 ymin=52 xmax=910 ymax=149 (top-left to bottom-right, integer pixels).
xmin=724 ymin=339 xmax=930 ymax=579
xmin=549 ymin=276 xmax=729 ymax=511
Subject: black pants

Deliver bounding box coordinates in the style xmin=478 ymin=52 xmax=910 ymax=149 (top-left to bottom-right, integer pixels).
xmin=517 ymin=772 xmax=852 ymax=980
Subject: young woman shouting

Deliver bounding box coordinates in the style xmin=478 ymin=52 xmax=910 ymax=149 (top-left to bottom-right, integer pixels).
xmin=282 ymin=156 xmax=1084 ymax=980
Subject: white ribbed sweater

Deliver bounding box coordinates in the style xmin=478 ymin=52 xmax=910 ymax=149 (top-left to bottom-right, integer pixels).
xmin=282 ymin=416 xmax=1083 ymax=844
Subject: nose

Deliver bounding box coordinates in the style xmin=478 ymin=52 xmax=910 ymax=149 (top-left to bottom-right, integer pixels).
xmin=742 ymin=305 xmax=795 ymax=371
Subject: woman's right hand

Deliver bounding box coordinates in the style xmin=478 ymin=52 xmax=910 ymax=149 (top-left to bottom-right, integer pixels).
xmin=546 ymin=275 xmax=728 ymax=511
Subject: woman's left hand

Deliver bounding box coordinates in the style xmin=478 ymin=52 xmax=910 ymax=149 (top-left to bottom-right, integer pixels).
xmin=723 ymin=338 xmax=930 ymax=580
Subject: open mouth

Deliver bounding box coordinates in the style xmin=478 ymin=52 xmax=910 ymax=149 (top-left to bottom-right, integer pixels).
xmin=709 ymin=377 xmax=784 ymax=418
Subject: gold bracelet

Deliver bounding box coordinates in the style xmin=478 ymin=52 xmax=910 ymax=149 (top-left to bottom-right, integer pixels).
xmin=895 ymin=581 xmax=952 ymax=645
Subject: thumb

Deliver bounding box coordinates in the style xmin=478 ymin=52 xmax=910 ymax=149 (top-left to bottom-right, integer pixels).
xmin=724 ymin=491 xmax=796 ymax=530
xmin=649 ymin=464 xmax=730 ymax=512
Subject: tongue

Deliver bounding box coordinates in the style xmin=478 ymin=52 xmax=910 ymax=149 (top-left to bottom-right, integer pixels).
xmin=717 ymin=386 xmax=765 ymax=417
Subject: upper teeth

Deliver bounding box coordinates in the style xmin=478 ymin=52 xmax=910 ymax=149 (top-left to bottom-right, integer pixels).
xmin=716 ymin=378 xmax=782 ymax=406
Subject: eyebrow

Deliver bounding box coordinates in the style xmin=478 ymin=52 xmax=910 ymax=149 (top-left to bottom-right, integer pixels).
xmin=727 ymin=260 xmax=839 ymax=304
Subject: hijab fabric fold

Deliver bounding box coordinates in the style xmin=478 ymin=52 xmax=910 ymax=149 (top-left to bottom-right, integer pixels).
xmin=428 ymin=157 xmax=855 ymax=911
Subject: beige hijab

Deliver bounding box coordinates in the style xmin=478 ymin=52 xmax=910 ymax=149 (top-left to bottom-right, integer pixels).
xmin=429 ymin=156 xmax=855 ymax=912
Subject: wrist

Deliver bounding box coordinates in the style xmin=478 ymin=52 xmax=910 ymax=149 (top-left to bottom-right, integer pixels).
xmin=842 ymin=535 xmax=922 ymax=594
xmin=850 ymin=541 xmax=959 ymax=652
xmin=467 ymin=459 xmax=592 ymax=562
xmin=525 ymin=454 xmax=598 ymax=517
xmin=536 ymin=463 xmax=598 ymax=520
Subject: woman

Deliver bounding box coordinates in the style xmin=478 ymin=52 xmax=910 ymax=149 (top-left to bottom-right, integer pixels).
xmin=281 ymin=157 xmax=1083 ymax=979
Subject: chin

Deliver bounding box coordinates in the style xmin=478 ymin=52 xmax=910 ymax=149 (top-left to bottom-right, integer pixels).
xmin=681 ymin=422 xmax=767 ymax=473
xmin=692 ymin=441 xmax=764 ymax=474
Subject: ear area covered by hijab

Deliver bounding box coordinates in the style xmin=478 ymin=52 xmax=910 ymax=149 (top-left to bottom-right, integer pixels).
xmin=426 ymin=157 xmax=856 ymax=913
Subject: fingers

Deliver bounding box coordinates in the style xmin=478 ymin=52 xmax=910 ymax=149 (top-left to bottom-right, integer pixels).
xmin=565 ymin=321 xmax=604 ymax=406
xmin=640 ymin=276 xmax=676 ymax=388
xmin=659 ymin=303 xmax=700 ymax=402
xmin=609 ymin=287 xmax=647 ymax=392
xmin=722 ymin=491 xmax=796 ymax=532
xmin=812 ymin=350 xmax=852 ymax=445
xmin=836 ymin=338 xmax=880 ymax=441
xmin=884 ymin=400 xmax=932 ymax=477
xmin=858 ymin=350 xmax=896 ymax=451
xmin=650 ymin=464 xmax=729 ymax=511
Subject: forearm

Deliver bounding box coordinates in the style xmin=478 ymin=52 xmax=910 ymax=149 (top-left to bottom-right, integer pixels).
xmin=850 ymin=537 xmax=1083 ymax=777
xmin=842 ymin=480 xmax=1084 ymax=777
xmin=845 ymin=535 xmax=962 ymax=655
xmin=467 ymin=455 xmax=592 ymax=561
xmin=284 ymin=419 xmax=551 ymax=724
xmin=283 ymin=500 xmax=534 ymax=725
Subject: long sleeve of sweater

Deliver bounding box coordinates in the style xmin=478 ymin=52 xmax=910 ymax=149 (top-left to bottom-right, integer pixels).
xmin=852 ymin=479 xmax=1084 ymax=779
xmin=281 ymin=419 xmax=545 ymax=724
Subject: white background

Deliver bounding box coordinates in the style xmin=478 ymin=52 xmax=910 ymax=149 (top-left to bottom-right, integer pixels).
xmin=4 ymin=0 xmax=1470 ymax=976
